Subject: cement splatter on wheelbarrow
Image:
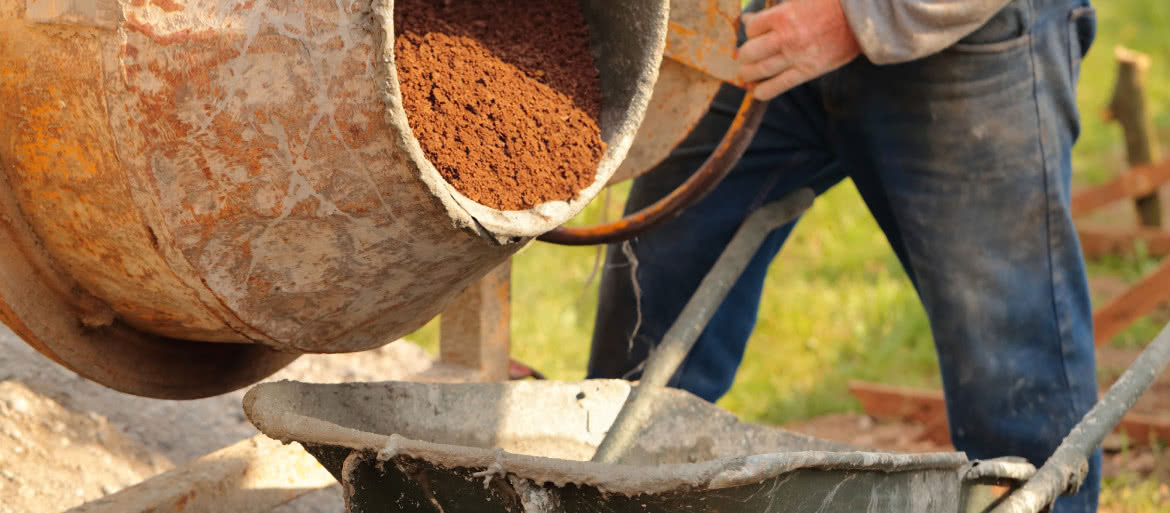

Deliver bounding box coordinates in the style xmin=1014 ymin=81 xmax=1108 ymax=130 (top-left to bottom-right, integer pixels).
xmin=244 ymin=379 xmax=1033 ymax=512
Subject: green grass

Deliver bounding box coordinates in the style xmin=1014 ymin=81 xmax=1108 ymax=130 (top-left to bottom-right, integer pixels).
xmin=408 ymin=0 xmax=1168 ymax=505
xmin=1101 ymin=437 xmax=1170 ymax=512
xmin=1073 ymin=0 xmax=1170 ymax=184
xmin=1100 ymin=473 xmax=1170 ymax=513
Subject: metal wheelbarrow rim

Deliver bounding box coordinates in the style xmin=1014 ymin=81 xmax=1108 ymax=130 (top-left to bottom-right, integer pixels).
xmin=242 ymin=379 xmax=981 ymax=497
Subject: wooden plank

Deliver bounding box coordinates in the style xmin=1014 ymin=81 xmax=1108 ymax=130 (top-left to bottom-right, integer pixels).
xmin=439 ymin=258 xmax=512 ymax=382
xmin=1117 ymin=413 xmax=1170 ymax=445
xmin=66 ymin=435 xmax=335 ymax=513
xmin=849 ymin=380 xmax=946 ymax=421
xmin=849 ymin=380 xmax=1170 ymax=448
xmin=1093 ymin=257 xmax=1170 ymax=345
xmin=1106 ymin=47 xmax=1163 ymax=226
xmin=1078 ymin=225 xmax=1170 ymax=258
xmin=848 ymin=381 xmax=951 ymax=446
xmin=1071 ymin=158 xmax=1170 ymax=217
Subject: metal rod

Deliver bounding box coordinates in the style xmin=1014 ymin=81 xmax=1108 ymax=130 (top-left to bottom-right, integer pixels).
xmin=537 ymin=93 xmax=769 ymax=246
xmin=990 ymin=320 xmax=1170 ymax=513
xmin=592 ymin=189 xmax=815 ymax=463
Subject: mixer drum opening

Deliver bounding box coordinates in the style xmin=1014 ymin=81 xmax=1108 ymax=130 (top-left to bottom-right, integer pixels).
xmin=386 ymin=0 xmax=668 ymax=239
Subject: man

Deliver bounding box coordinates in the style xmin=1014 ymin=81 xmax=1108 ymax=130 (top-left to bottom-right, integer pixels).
xmin=587 ymin=0 xmax=1101 ymax=511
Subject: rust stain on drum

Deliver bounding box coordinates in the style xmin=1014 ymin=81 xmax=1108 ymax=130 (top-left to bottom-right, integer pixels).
xmin=1 ymin=19 xmax=252 ymax=342
xmin=663 ymin=0 xmax=741 ymax=85
xmin=134 ymin=0 xmax=516 ymax=351
xmin=106 ymin=0 xmax=504 ymax=351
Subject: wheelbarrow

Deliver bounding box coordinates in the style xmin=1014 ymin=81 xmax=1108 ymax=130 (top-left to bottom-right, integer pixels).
xmin=244 ymin=378 xmax=1030 ymax=513
xmin=245 ymin=189 xmax=1170 ymax=512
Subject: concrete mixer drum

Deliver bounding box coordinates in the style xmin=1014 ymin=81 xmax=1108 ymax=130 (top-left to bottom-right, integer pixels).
xmin=0 ymin=0 xmax=669 ymax=398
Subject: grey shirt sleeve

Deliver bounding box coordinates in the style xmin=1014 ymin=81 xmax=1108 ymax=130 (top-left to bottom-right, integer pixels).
xmin=838 ymin=0 xmax=1012 ymax=64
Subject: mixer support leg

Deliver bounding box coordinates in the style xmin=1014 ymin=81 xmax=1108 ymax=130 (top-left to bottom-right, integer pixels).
xmin=439 ymin=258 xmax=512 ymax=382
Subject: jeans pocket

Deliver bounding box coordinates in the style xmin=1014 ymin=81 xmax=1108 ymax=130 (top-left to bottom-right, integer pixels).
xmin=951 ymin=35 xmax=1030 ymax=54
xmin=1068 ymin=7 xmax=1097 ymax=81
xmin=950 ymin=3 xmax=1031 ymax=54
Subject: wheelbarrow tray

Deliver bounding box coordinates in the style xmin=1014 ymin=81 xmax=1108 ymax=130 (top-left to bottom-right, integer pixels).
xmin=244 ymin=380 xmax=1029 ymax=512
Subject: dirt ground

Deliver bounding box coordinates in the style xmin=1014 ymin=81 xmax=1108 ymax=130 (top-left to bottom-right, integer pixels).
xmin=0 ymin=325 xmax=434 ymax=513
xmin=2 ymin=324 xmax=1167 ymax=512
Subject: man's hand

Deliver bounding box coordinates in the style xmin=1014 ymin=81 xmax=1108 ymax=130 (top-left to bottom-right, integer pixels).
xmin=738 ymin=0 xmax=862 ymax=100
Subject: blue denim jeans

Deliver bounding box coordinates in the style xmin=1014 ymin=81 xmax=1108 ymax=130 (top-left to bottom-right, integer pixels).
xmin=586 ymin=0 xmax=1102 ymax=511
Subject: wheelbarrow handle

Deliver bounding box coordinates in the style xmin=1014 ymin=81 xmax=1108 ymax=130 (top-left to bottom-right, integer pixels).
xmin=990 ymin=320 xmax=1170 ymax=513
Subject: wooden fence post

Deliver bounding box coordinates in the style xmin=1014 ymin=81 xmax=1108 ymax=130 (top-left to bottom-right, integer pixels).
xmin=438 ymin=257 xmax=512 ymax=381
xmin=1107 ymin=46 xmax=1163 ymax=227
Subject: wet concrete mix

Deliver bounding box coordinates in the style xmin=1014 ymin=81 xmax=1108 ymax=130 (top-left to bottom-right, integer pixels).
xmin=394 ymin=0 xmax=605 ymax=211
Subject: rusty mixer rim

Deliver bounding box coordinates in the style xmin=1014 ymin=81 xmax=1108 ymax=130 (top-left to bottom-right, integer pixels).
xmin=536 ymin=93 xmax=768 ymax=246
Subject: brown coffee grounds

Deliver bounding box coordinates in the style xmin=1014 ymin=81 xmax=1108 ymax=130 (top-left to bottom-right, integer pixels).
xmin=394 ymin=0 xmax=604 ymax=211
